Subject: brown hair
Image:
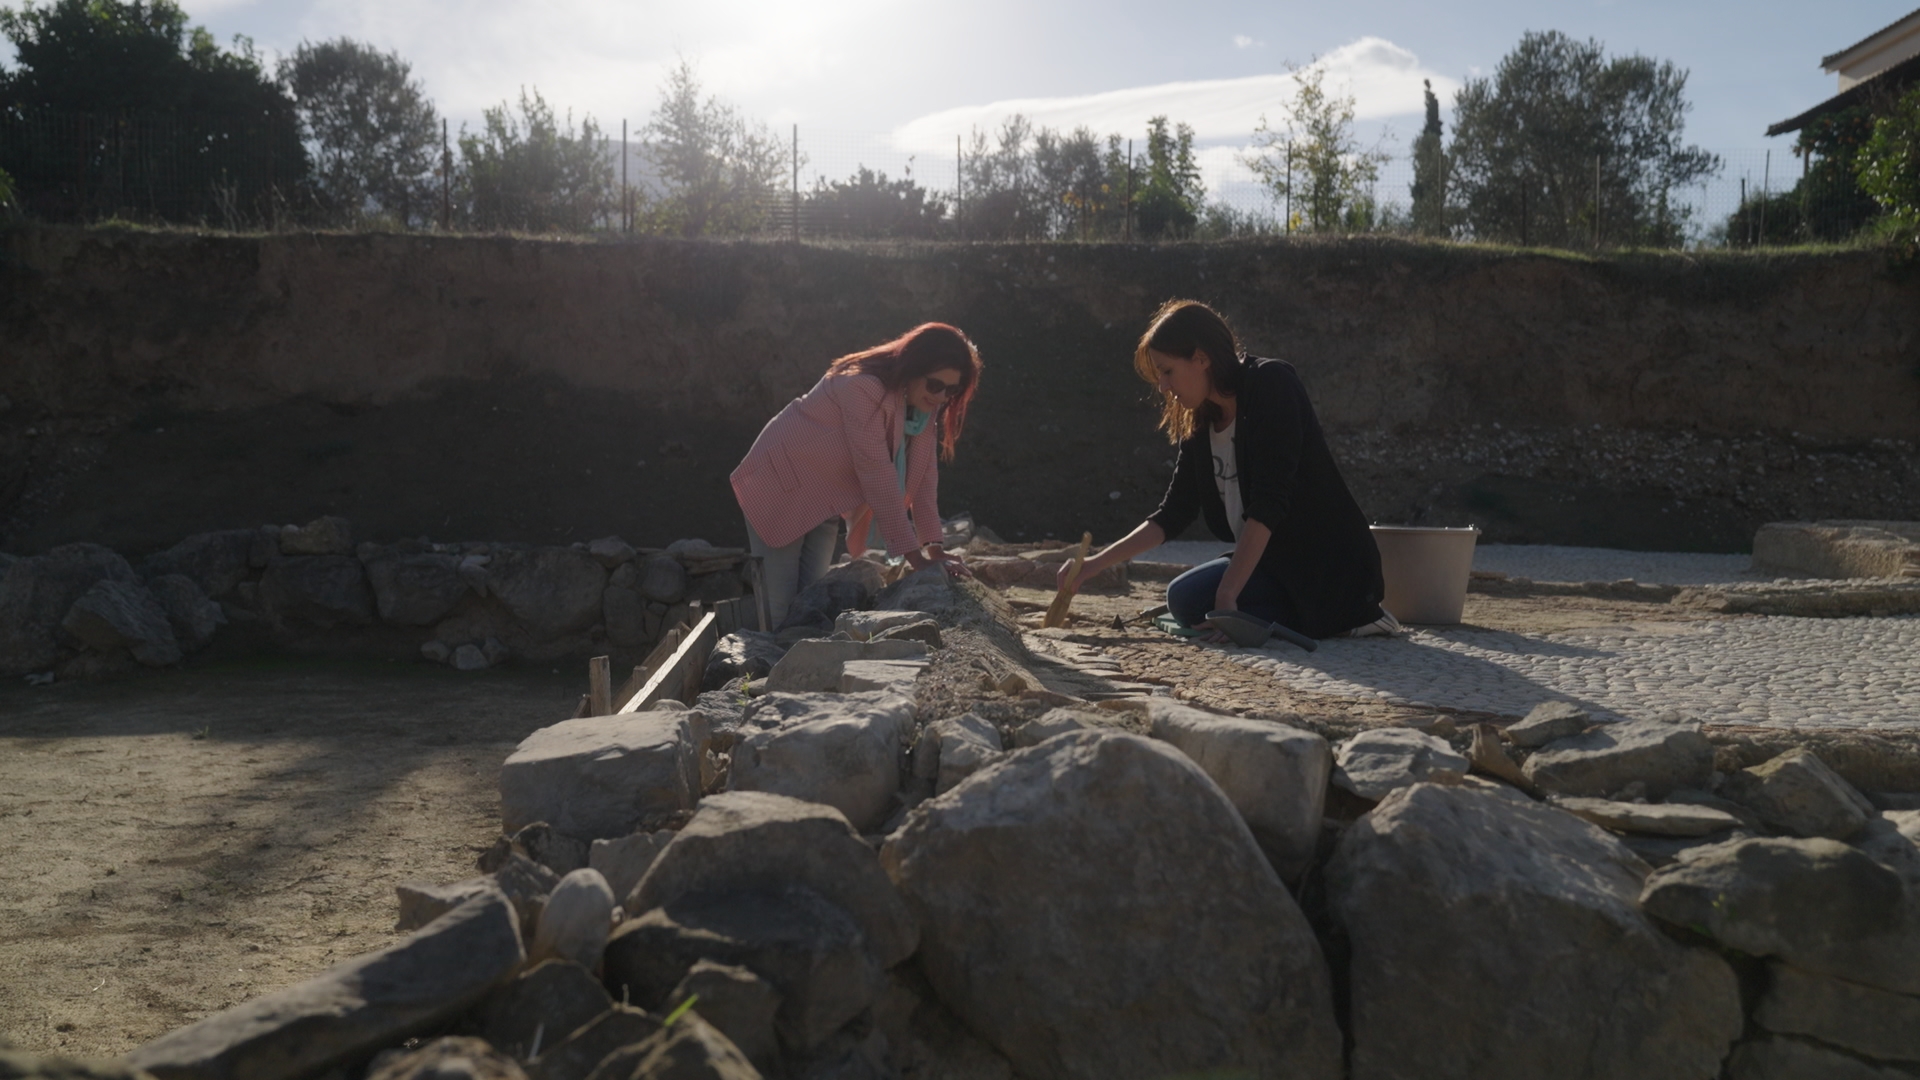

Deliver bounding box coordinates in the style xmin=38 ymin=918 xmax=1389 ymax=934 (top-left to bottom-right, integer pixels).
xmin=825 ymin=322 xmax=982 ymax=460
xmin=1133 ymin=299 xmax=1246 ymax=443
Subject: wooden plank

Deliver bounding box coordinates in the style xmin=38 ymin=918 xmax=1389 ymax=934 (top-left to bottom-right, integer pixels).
xmin=1043 ymin=532 xmax=1093 ymax=628
xmin=613 ymin=628 xmax=683 ymax=712
xmin=588 ymin=655 xmax=612 ymax=717
xmin=619 ymin=611 xmax=720 ymax=713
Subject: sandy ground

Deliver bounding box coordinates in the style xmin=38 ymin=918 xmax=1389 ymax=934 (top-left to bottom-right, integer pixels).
xmin=0 ymin=657 xmax=579 ymax=1060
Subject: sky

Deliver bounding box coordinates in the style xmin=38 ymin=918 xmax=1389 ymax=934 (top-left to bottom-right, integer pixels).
xmin=7 ymin=0 xmax=1914 ymax=201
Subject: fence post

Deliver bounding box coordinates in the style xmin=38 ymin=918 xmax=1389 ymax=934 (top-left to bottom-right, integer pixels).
xmin=1284 ymin=141 xmax=1292 ymax=235
xmin=956 ymin=135 xmax=963 ymax=240
xmin=440 ymin=118 xmax=450 ymax=232
xmin=791 ymin=124 xmax=799 ymax=244
xmin=1593 ymin=154 xmax=1601 ymax=249
xmin=1760 ymin=149 xmax=1770 ymax=246
xmin=1124 ymin=139 xmax=1133 ymax=242
xmin=622 ymin=118 xmax=629 ymax=234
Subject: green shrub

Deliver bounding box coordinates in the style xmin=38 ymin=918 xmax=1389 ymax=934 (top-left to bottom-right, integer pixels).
xmin=1856 ymin=85 xmax=1920 ymax=238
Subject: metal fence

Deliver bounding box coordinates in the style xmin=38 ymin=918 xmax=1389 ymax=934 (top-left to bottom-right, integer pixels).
xmin=0 ymin=107 xmax=1890 ymax=248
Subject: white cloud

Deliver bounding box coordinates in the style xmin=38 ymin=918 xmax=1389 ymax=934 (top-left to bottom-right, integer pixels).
xmin=1234 ymin=34 xmax=1263 ymax=49
xmin=891 ymin=37 xmax=1457 ymax=155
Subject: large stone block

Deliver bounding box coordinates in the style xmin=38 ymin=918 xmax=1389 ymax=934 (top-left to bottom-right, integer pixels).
xmin=1150 ymin=700 xmax=1330 ymax=881
xmin=501 ymin=713 xmax=700 ymax=840
xmin=1522 ymin=719 xmax=1713 ymax=798
xmin=60 ymin=579 xmax=182 ymax=666
xmin=729 ymin=692 xmax=915 ymax=831
xmin=626 ymin=791 xmax=917 ymax=968
xmin=1328 ymin=783 xmax=1741 ymax=1080
xmin=148 ymin=574 xmax=226 ymax=652
xmin=1754 ymin=963 xmax=1920 ymax=1064
xmin=140 ymin=528 xmax=268 ymax=598
xmin=0 ymin=542 xmax=137 ymax=676
xmin=258 ymin=555 xmax=376 ymax=629
xmin=1726 ymin=1034 xmax=1916 ymax=1080
xmin=1332 ymin=727 xmax=1466 ymax=801
xmin=1752 ymin=520 xmax=1920 ymax=581
xmin=764 ymin=638 xmax=928 ymax=694
xmin=487 ymin=547 xmax=608 ymax=639
xmin=881 ymin=731 xmax=1341 ymax=1080
xmin=128 ymin=890 xmax=524 ymax=1080
xmin=1720 ymin=748 xmax=1876 ymax=840
xmin=363 ymin=552 xmax=471 ymax=626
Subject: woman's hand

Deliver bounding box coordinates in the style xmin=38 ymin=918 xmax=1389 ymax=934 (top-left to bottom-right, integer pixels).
xmin=934 ymin=551 xmax=972 ymax=579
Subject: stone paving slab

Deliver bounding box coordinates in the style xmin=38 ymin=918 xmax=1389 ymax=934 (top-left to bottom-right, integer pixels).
xmin=1221 ymin=616 xmax=1920 ymax=733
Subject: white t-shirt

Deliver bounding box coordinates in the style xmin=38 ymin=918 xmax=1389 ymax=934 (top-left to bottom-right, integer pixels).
xmin=1210 ymin=420 xmax=1244 ymax=540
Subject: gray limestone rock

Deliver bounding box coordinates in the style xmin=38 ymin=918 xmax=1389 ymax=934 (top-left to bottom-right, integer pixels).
xmin=1330 ymin=783 xmax=1742 ymax=1080
xmin=473 ymin=960 xmax=612 ymax=1064
xmin=278 ymin=516 xmax=354 ymax=556
xmin=881 ymin=730 xmax=1342 ymax=1080
xmin=579 ymin=1012 xmax=759 ymax=1080
xmin=589 ymin=832 xmax=666 ymax=917
xmin=1726 ymin=1035 xmax=1916 ymax=1080
xmin=147 ymin=574 xmax=226 ymax=652
xmin=453 ymin=643 xmax=488 ymax=671
xmin=833 ymin=609 xmax=932 ymax=641
xmin=587 ymin=536 xmax=636 ymax=568
xmin=666 ymin=961 xmax=782 ymax=1075
xmin=258 ymin=555 xmax=376 ymax=629
xmin=421 ymin=640 xmax=452 ymax=664
xmin=838 ymin=658 xmax=925 ymax=695
xmin=1332 ymin=727 xmax=1468 ymax=801
xmin=764 ymin=638 xmax=928 ymax=693
xmin=488 ymin=547 xmax=608 ymax=640
xmin=1523 ymin=719 xmax=1714 ymax=798
xmin=1504 ymin=701 xmax=1590 ymax=748
xmin=526 ymin=1005 xmax=659 ymax=1080
xmin=1148 ymin=699 xmax=1331 ymax=882
xmin=364 ymin=552 xmax=470 ymax=626
xmin=60 ymin=579 xmax=182 ymax=666
xmin=702 ymin=631 xmax=785 ymax=689
xmin=1754 ymin=963 xmax=1920 ymax=1064
xmin=530 ymin=869 xmax=616 ymax=970
xmin=366 ymin=1037 xmax=528 ymax=1080
xmin=500 ymin=713 xmax=700 ymax=840
xmin=639 ymin=554 xmax=690 ymax=605
xmin=139 ymin=529 xmax=269 ymax=598
xmin=779 ymin=560 xmax=885 ymax=633
xmin=1640 ymin=836 xmax=1920 ymax=995
xmin=874 ymin=564 xmax=961 ymax=618
xmin=626 ymin=791 xmax=916 ymax=969
xmin=729 ymin=692 xmax=915 ymax=831
xmin=1856 ymin=810 xmax=1920 ymax=885
xmin=915 ymin=712 xmax=1002 ymax=797
xmin=1550 ymin=796 xmax=1743 ymax=837
xmin=0 ymin=542 xmax=138 ymax=676
xmin=1721 ymin=748 xmax=1877 ymax=840
xmin=128 ymin=889 xmax=524 ymax=1080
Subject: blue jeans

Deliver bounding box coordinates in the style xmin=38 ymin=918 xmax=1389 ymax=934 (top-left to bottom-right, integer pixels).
xmin=1166 ymin=556 xmax=1303 ymax=633
xmin=745 ymin=517 xmax=839 ymax=627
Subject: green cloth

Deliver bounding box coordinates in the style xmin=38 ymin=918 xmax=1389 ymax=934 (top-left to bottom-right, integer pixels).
xmin=867 ymin=405 xmax=930 ymax=552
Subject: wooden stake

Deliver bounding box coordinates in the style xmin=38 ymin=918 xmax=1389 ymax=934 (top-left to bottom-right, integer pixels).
xmin=588 ymin=655 xmax=611 ymax=717
xmin=1043 ymin=532 xmax=1093 ymax=629
xmin=620 ymin=612 xmax=721 ymax=713
xmin=748 ymin=556 xmax=772 ymax=633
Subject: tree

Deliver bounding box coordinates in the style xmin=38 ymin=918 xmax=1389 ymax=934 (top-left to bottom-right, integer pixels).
xmin=1409 ymin=79 xmax=1448 ymax=236
xmin=1244 ymin=61 xmax=1388 ymax=233
xmin=805 ymin=165 xmax=947 ymax=238
xmin=278 ymin=38 xmax=439 ymax=227
xmin=458 ymin=87 xmax=611 ymax=233
xmin=639 ymin=59 xmax=785 ymax=237
xmin=961 ymin=114 xmax=1045 ymax=239
xmin=1136 ymin=115 xmax=1203 ymax=239
xmin=0 ymin=0 xmax=305 ymax=224
xmin=1856 ymin=85 xmax=1920 ymax=239
xmin=1448 ymin=30 xmax=1718 ymax=247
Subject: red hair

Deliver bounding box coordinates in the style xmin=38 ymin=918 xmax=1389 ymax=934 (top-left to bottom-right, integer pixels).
xmin=825 ymin=323 xmax=982 ymax=460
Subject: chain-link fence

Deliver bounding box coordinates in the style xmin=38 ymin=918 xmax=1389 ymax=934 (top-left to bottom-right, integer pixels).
xmin=0 ymin=108 xmax=1891 ymax=248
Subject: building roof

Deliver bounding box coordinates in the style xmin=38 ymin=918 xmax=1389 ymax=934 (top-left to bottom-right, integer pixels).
xmin=1821 ymin=6 xmax=1920 ymax=70
xmin=1769 ymin=48 xmax=1920 ymax=136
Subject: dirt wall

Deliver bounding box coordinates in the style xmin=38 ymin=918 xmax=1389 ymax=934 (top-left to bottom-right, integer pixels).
xmin=1 ymin=227 xmax=1917 ymax=556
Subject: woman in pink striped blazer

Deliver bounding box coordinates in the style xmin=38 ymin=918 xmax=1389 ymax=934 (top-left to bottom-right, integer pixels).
xmin=731 ymin=323 xmax=982 ymax=626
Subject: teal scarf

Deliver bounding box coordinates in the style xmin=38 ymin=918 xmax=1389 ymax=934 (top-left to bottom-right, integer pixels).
xmin=867 ymin=405 xmax=930 ymax=552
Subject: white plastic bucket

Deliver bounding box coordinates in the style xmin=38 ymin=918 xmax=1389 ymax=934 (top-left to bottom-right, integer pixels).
xmin=1370 ymin=525 xmax=1481 ymax=625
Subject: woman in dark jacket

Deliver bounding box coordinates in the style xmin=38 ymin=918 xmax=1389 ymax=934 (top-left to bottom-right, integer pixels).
xmin=1060 ymin=299 xmax=1396 ymax=640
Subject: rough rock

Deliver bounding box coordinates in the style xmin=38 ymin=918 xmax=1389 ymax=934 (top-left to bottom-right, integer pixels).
xmin=127 ymin=889 xmax=524 ymax=1080
xmin=1721 ymin=748 xmax=1877 ymax=840
xmin=500 ymin=713 xmax=700 ymax=839
xmin=395 ymin=854 xmax=558 ymax=936
xmin=1147 ymin=700 xmax=1331 ymax=881
xmin=838 ymin=658 xmax=925 ymax=695
xmin=393 ymin=878 xmax=495 ymax=932
xmin=279 ymin=516 xmax=354 ymax=556
xmin=1330 ymin=783 xmax=1742 ymax=1080
xmin=1752 ymin=519 xmax=1920 ymax=581
xmin=874 ymin=619 xmax=942 ymax=647
xmin=639 ymin=555 xmax=691 ymax=605
xmin=1332 ymin=727 xmax=1468 ymax=801
xmin=258 ymin=555 xmax=376 ymax=629
xmin=0 ymin=1045 xmax=158 ymax=1079
xmin=364 ymin=552 xmax=470 ymax=626
xmin=729 ymin=692 xmax=915 ymax=831
xmin=590 ymin=832 xmax=667 ymax=907
xmin=666 ymin=961 xmax=782 ymax=1075
xmin=366 ymin=1037 xmax=528 ymax=1080
xmin=530 ymin=869 xmax=616 ymax=969
xmin=1667 ymin=787 xmax=1767 ymax=831
xmin=60 ymin=580 xmax=182 ymax=666
xmin=453 ymin=644 xmax=488 ymax=671
xmin=626 ymin=791 xmax=916 ymax=968
xmin=874 ymin=564 xmax=961 ymax=617
xmin=1754 ymin=963 xmax=1920 ymax=1064
xmin=1621 ymin=830 xmax=1762 ymax=868
xmin=421 ymin=640 xmax=452 ymax=664
xmin=483 ymin=637 xmax=510 ymax=666
xmin=1856 ymin=811 xmax=1920 ymax=884
xmin=147 ymin=574 xmax=225 ymax=652
xmin=1010 ymin=708 xmax=1094 ymax=747
xmin=702 ymin=631 xmax=785 ymax=689
xmin=1640 ymin=836 xmax=1920 ymax=995
xmin=913 ymin=712 xmax=1002 ymax=797
xmin=1522 ymin=719 xmax=1714 ymax=798
xmin=139 ymin=529 xmax=268 ymax=598
xmin=501 ymin=822 xmax=590 ymax=877
xmin=881 ymin=731 xmax=1341 ymax=1080
xmin=473 ymin=960 xmax=612 ymax=1062
xmin=1551 ymin=796 xmax=1743 ymax=837
xmin=587 ymin=536 xmax=637 ymax=568
xmin=580 ymin=1013 xmax=760 ymax=1080
xmin=779 ymin=560 xmax=885 ymax=632
xmin=526 ymin=1005 xmax=659 ymax=1080
xmin=765 ymin=638 xmax=928 ymax=693
xmin=603 ymin=584 xmax=648 ymax=648
xmin=833 ymin=610 xmax=931 ymax=641
xmin=1504 ymin=701 xmax=1590 ymax=747
xmin=604 ymin=885 xmax=878 ymax=1054
xmin=489 ymin=547 xmax=609 ymax=640
xmin=0 ymin=542 xmax=138 ymax=675
xmin=1725 ymin=1035 xmax=1916 ymax=1080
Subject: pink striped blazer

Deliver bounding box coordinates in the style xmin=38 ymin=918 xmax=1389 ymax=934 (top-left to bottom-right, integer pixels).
xmin=731 ymin=372 xmax=944 ymax=556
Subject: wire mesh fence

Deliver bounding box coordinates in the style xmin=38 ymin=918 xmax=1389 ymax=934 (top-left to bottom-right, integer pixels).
xmin=0 ymin=107 xmax=1891 ymax=248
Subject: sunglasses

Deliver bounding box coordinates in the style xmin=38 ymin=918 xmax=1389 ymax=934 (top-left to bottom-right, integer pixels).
xmin=923 ymin=376 xmax=963 ymax=397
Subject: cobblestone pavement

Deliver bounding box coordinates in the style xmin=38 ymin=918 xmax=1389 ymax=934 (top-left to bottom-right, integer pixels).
xmin=1131 ymin=541 xmax=1919 ymax=732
